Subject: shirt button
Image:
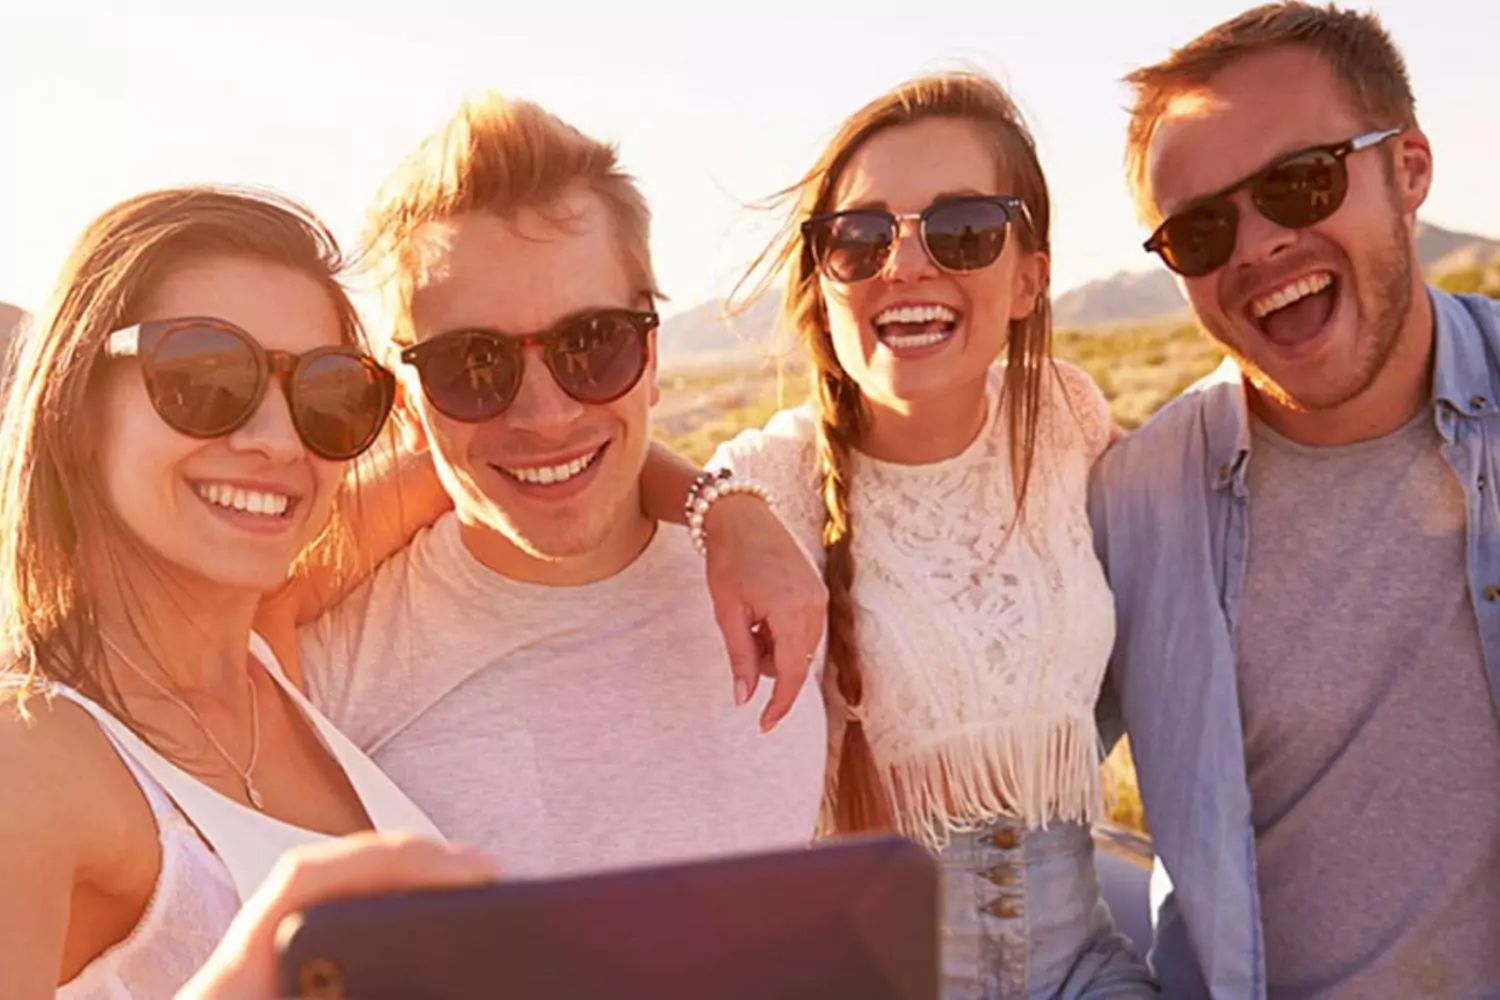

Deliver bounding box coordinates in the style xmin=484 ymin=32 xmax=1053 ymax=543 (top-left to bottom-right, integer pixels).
xmin=1472 ymin=395 xmax=1488 ymax=410
xmin=1485 ymin=586 xmax=1500 ymax=602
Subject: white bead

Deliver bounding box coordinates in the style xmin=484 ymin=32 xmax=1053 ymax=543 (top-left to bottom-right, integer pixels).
xmin=701 ymin=485 xmax=719 ymax=502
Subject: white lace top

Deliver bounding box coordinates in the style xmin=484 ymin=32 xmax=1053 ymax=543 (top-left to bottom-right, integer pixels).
xmin=711 ymin=361 xmax=1116 ymax=850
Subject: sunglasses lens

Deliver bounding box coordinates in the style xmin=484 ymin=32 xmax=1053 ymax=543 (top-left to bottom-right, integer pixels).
xmin=1155 ymin=200 xmax=1239 ymax=278
xmin=812 ymin=212 xmax=895 ymax=283
xmin=1254 ymin=150 xmax=1347 ymax=230
xmin=147 ymin=324 xmax=262 ymax=436
xmin=923 ymin=199 xmax=1013 ymax=271
xmin=549 ymin=312 xmax=648 ymax=404
xmin=292 ymin=354 xmax=392 ymax=460
xmin=412 ymin=332 xmax=522 ymax=423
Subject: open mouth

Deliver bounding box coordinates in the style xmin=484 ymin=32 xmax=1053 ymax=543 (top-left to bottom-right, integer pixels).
xmin=1247 ymin=271 xmax=1339 ymax=349
xmin=193 ymin=482 xmax=299 ymax=522
xmin=494 ymin=444 xmax=606 ymax=487
xmin=873 ymin=303 xmax=960 ymax=352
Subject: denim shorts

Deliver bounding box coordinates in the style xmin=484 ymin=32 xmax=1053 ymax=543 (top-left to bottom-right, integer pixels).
xmin=937 ymin=816 xmax=1158 ymax=1000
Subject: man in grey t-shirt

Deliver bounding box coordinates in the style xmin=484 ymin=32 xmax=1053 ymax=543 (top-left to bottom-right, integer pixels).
xmin=1090 ymin=4 xmax=1500 ymax=998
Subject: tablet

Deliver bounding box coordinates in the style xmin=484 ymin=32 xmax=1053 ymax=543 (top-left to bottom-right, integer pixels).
xmin=277 ymin=834 xmax=938 ymax=1000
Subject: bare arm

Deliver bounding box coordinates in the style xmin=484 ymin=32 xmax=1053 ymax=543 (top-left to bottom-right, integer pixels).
xmin=640 ymin=441 xmax=827 ymax=732
xmin=0 ymin=708 xmax=86 ymax=999
xmin=290 ymin=444 xmax=451 ymax=623
xmin=255 ymin=445 xmax=450 ymax=686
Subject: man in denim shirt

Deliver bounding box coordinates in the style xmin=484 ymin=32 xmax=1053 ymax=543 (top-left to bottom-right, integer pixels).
xmin=1091 ymin=4 xmax=1500 ymax=998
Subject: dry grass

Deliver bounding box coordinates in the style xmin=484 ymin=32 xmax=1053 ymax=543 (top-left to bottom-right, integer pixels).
xmin=654 ymin=320 xmax=1225 ymax=835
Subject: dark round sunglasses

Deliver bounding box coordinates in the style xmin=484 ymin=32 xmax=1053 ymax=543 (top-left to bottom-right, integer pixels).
xmin=801 ymin=194 xmax=1032 ymax=284
xmin=103 ymin=317 xmax=396 ymax=462
xmin=1144 ymin=127 xmax=1402 ymax=278
xmin=400 ymin=307 xmax=658 ymax=423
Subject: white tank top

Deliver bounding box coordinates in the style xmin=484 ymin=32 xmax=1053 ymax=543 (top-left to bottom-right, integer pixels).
xmin=50 ymin=633 xmax=444 ymax=999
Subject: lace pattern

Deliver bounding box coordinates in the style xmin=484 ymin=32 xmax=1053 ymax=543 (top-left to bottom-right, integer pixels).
xmin=713 ymin=361 xmax=1117 ymax=849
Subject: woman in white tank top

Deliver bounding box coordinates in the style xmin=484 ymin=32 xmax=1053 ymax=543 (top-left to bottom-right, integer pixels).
xmin=0 ymin=186 xmax=459 ymax=999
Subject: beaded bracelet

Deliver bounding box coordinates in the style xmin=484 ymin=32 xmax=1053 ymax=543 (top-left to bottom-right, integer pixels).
xmin=685 ymin=468 xmax=774 ymax=555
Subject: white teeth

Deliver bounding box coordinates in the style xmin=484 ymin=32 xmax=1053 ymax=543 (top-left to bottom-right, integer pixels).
xmin=195 ymin=483 xmax=291 ymax=517
xmin=874 ymin=303 xmax=959 ymax=326
xmin=882 ymin=330 xmax=951 ymax=350
xmin=502 ymin=448 xmax=602 ymax=486
xmin=1250 ymin=273 xmax=1334 ymax=319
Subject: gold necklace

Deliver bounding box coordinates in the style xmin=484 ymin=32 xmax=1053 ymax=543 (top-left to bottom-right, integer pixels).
xmin=101 ymin=634 xmax=265 ymax=811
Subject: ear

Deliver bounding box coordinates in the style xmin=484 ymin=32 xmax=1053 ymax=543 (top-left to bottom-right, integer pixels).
xmin=392 ymin=375 xmax=430 ymax=454
xmin=1392 ymin=128 xmax=1434 ymax=219
xmin=1009 ymin=249 xmax=1050 ymax=322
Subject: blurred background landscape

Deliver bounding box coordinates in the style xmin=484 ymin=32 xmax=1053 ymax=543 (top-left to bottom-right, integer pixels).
xmin=2 ymin=220 xmax=1496 ymax=834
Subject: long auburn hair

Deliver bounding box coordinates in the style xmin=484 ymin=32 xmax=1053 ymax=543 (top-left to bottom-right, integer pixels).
xmin=730 ymin=70 xmax=1055 ymax=833
xmin=0 ymin=185 xmax=368 ymax=726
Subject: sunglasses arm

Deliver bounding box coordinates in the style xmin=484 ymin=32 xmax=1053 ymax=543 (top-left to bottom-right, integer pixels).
xmin=102 ymin=325 xmax=143 ymax=359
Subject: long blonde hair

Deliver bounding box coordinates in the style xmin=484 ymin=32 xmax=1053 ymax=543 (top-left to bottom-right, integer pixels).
xmin=731 ymin=71 xmax=1055 ymax=834
xmin=0 ymin=186 xmax=367 ymax=724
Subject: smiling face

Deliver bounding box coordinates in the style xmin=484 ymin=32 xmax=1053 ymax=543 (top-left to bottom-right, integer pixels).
xmin=1147 ymin=45 xmax=1432 ymax=416
xmin=400 ymin=189 xmax=657 ymax=582
xmin=816 ymin=116 xmax=1047 ymax=410
xmin=92 ymin=255 xmax=349 ymax=596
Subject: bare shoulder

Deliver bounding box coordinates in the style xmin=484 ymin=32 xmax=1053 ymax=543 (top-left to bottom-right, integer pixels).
xmin=0 ymin=687 xmax=142 ymax=995
xmin=0 ymin=689 xmax=138 ymax=859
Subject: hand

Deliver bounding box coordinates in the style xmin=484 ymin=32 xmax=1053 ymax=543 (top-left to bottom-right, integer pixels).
xmin=175 ymin=832 xmax=499 ymax=1000
xmin=703 ymin=494 xmax=828 ymax=732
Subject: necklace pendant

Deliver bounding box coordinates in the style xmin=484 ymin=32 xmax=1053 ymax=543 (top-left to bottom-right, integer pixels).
xmin=246 ymin=783 xmax=265 ymax=811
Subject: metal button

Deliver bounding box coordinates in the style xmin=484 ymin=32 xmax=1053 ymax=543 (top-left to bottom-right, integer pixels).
xmin=1485 ymin=586 xmax=1500 ymax=603
xmin=981 ymin=896 xmax=1020 ymax=920
xmin=1472 ymin=395 xmax=1488 ymax=410
xmin=985 ymin=828 xmax=1018 ymax=850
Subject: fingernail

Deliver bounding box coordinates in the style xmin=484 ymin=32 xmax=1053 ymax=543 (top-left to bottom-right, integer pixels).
xmin=759 ymin=712 xmax=778 ymax=733
xmin=734 ymin=678 xmax=749 ymax=707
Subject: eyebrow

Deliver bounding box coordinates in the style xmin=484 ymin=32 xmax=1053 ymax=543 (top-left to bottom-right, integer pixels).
xmin=834 ymin=188 xmax=990 ymax=213
xmin=429 ymin=301 xmax=644 ymax=339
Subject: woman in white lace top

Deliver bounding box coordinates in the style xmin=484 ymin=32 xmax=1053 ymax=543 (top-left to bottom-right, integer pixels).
xmin=706 ymin=73 xmax=1159 ymax=998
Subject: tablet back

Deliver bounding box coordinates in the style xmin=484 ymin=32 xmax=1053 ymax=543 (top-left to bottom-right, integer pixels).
xmin=278 ymin=834 xmax=938 ymax=1000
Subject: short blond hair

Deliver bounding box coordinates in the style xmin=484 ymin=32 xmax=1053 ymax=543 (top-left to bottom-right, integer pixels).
xmin=1123 ymin=2 xmax=1418 ymax=225
xmin=361 ymin=91 xmax=661 ymax=345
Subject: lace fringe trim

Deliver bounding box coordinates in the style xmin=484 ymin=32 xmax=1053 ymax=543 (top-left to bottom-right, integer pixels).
xmin=829 ymin=713 xmax=1103 ymax=852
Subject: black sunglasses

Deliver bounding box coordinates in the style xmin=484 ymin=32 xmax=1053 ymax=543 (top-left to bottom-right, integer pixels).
xmin=103 ymin=317 xmax=395 ymax=461
xmin=1144 ymin=127 xmax=1402 ymax=278
xmin=400 ymin=307 xmax=658 ymax=423
xmin=801 ymin=195 xmax=1032 ymax=284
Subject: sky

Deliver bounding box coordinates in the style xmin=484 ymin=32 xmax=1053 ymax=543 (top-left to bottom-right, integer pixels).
xmin=3 ymin=0 xmax=1497 ymax=322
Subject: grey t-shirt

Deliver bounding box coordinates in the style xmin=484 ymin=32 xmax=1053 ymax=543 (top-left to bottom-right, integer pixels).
xmin=1237 ymin=408 xmax=1500 ymax=998
xmin=299 ymin=514 xmax=828 ymax=879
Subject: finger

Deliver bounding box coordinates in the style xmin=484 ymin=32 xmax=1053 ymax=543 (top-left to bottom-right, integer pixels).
xmin=711 ymin=595 xmax=762 ymax=707
xmin=247 ymin=833 xmax=497 ymax=942
xmin=758 ymin=612 xmax=816 ymax=733
xmin=272 ymin=833 xmax=499 ymax=910
xmin=189 ymin=834 xmax=499 ymax=1000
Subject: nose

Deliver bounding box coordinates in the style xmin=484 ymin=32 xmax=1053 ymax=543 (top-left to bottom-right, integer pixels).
xmin=1231 ymin=191 xmax=1298 ymax=271
xmin=880 ymin=216 xmax=939 ymax=283
xmin=501 ymin=345 xmax=586 ymax=436
xmin=225 ymin=377 xmax=306 ymax=465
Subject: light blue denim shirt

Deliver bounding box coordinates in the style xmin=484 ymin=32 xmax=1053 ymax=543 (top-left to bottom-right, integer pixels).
xmin=1088 ymin=288 xmax=1500 ymax=1000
